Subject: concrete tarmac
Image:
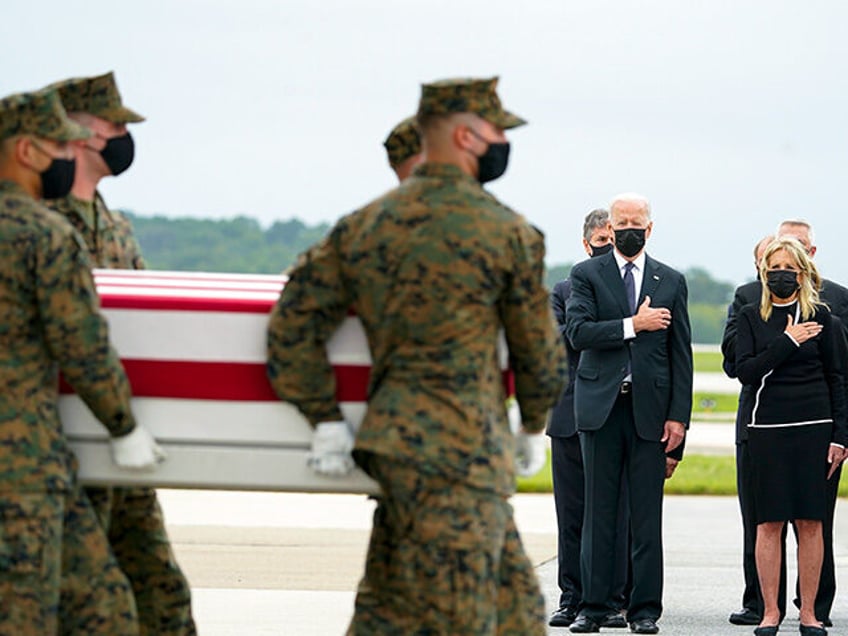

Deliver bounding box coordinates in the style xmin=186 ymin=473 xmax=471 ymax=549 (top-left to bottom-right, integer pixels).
xmin=160 ymin=485 xmax=848 ymax=635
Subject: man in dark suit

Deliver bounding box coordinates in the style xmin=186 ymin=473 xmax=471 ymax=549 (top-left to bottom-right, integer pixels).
xmin=547 ymin=209 xmax=629 ymax=629
xmin=565 ymin=194 xmax=692 ymax=634
xmin=723 ymin=220 xmax=848 ymax=628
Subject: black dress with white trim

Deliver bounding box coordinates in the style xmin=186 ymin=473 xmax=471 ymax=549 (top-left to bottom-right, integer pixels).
xmin=736 ymin=300 xmax=846 ymax=522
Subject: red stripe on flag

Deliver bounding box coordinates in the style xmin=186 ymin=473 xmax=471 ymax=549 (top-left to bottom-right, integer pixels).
xmin=100 ymin=295 xmax=277 ymax=313
xmin=60 ymin=362 xmax=515 ymax=403
xmin=60 ymin=361 xmax=372 ymax=402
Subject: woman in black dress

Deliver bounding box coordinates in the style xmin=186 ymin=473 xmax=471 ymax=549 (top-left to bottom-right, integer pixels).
xmin=736 ymin=236 xmax=847 ymax=636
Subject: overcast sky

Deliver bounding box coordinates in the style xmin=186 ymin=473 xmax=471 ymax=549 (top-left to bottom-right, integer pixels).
xmin=4 ymin=0 xmax=847 ymax=287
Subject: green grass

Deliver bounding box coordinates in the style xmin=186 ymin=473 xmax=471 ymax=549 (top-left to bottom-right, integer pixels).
xmin=516 ymin=452 xmax=740 ymax=495
xmin=663 ymin=454 xmax=736 ymax=494
xmin=516 ymin=452 xmax=555 ymax=493
xmin=517 ymin=451 xmax=848 ymax=496
xmin=692 ymin=392 xmax=738 ymax=414
xmin=693 ymin=350 xmax=724 ymax=373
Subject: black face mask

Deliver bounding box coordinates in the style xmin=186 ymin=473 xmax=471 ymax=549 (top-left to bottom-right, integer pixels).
xmin=613 ymin=228 xmax=647 ymax=258
xmin=589 ymin=243 xmax=613 ymax=258
xmin=766 ymin=269 xmax=800 ymax=299
xmin=100 ymin=132 xmax=135 ymax=176
xmin=40 ymin=158 xmax=76 ymax=199
xmin=469 ymin=128 xmax=510 ymax=183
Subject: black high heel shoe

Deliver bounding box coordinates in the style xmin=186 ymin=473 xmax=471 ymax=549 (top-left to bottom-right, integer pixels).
xmin=753 ymin=627 xmax=778 ymax=636
xmin=799 ymin=624 xmax=827 ymax=636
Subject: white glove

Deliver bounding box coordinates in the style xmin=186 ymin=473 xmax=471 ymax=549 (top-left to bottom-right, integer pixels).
xmin=110 ymin=424 xmax=167 ymax=471
xmin=515 ymin=431 xmax=548 ymax=477
xmin=307 ymin=421 xmax=355 ymax=477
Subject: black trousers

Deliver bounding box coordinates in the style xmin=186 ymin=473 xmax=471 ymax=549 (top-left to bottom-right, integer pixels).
xmin=737 ymin=440 xmax=840 ymax=620
xmin=579 ymin=393 xmax=665 ymax=623
xmin=550 ymin=434 xmax=630 ymax=611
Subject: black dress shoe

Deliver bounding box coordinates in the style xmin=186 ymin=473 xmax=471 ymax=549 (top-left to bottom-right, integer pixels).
xmin=629 ymin=618 xmax=659 ymax=634
xmin=569 ymin=615 xmax=600 ymax=633
xmin=601 ymin=611 xmax=627 ymax=628
xmin=730 ymin=608 xmax=763 ymax=625
xmin=799 ymin=624 xmax=827 ymax=636
xmin=822 ymin=618 xmax=833 ymax=628
xmin=753 ymin=627 xmax=778 ymax=636
xmin=549 ymin=606 xmax=579 ymax=627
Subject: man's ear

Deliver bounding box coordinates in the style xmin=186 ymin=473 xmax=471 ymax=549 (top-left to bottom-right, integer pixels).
xmin=582 ymin=237 xmax=592 ymax=257
xmin=15 ymin=136 xmax=42 ymax=171
xmin=645 ymin=221 xmax=653 ymax=240
xmin=452 ymin=123 xmax=473 ymax=152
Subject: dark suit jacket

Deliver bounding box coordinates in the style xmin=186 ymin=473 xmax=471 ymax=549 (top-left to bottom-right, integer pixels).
xmin=565 ymin=251 xmax=693 ymax=446
xmin=547 ymin=278 xmax=579 ymax=438
xmin=721 ymin=278 xmax=848 ymax=443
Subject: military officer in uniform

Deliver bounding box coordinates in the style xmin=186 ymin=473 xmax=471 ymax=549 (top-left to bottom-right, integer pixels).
xmin=0 ymin=88 xmax=163 ymax=635
xmin=383 ymin=116 xmax=422 ymax=181
xmin=45 ymin=71 xmax=196 ymax=636
xmin=268 ymin=77 xmax=566 ymax=635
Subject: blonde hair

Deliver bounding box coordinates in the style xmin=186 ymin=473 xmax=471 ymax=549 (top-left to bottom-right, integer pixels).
xmin=758 ymin=236 xmax=822 ymax=322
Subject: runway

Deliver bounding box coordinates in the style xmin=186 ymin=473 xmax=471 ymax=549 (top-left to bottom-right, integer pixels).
xmin=159 ymin=487 xmax=848 ymax=635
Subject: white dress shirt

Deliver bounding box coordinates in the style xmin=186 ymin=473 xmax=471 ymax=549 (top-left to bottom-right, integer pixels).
xmin=613 ymin=249 xmax=646 ymax=341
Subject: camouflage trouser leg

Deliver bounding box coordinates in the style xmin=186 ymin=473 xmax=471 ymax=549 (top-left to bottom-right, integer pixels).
xmin=495 ymin=517 xmax=546 ymax=636
xmin=58 ymin=484 xmax=140 ymax=636
xmin=0 ymin=491 xmax=63 ymax=635
xmin=87 ymin=486 xmax=196 ymax=636
xmin=84 ymin=485 xmax=114 ymax=532
xmin=347 ymin=456 xmax=546 ymax=635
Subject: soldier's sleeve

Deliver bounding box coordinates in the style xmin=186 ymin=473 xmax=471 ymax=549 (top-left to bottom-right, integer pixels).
xmin=266 ymin=224 xmax=350 ymax=426
xmin=37 ymin=229 xmax=136 ymax=437
xmin=498 ymin=223 xmax=567 ymax=433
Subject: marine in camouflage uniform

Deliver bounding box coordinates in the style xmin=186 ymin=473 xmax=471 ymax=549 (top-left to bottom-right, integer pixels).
xmin=0 ymin=89 xmax=139 ymax=635
xmin=268 ymin=77 xmax=566 ymax=635
xmin=46 ymin=72 xmax=196 ymax=636
xmin=383 ymin=116 xmax=422 ymax=181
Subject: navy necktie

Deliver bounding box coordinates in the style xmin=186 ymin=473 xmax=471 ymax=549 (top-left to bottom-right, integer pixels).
xmin=623 ymin=262 xmax=636 ymax=315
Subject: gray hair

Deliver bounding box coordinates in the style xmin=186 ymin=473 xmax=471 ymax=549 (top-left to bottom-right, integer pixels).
xmin=754 ymin=235 xmax=774 ymax=263
xmin=777 ymin=218 xmax=815 ymax=245
xmin=582 ymin=208 xmax=609 ymax=242
xmin=609 ymin=192 xmax=652 ymax=219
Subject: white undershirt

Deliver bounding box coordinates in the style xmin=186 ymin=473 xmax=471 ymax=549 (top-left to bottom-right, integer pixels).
xmin=613 ymin=249 xmax=646 ymax=341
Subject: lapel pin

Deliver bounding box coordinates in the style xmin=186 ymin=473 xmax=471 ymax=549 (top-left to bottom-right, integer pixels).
xmin=653 ymin=275 xmax=660 ymax=281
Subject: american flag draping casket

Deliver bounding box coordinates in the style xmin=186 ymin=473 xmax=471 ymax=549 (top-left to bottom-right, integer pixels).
xmin=60 ymin=270 xmax=514 ymax=494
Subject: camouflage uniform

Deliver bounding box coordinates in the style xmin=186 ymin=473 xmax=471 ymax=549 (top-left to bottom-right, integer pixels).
xmin=47 ymin=72 xmax=196 ymax=636
xmin=383 ymin=116 xmax=421 ymax=169
xmin=268 ymin=77 xmax=566 ymax=634
xmin=0 ymin=89 xmax=139 ymax=634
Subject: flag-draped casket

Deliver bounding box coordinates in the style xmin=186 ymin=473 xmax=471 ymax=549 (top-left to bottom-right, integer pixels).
xmin=61 ymin=270 xmax=380 ymax=493
xmin=62 ymin=270 xmax=515 ymax=494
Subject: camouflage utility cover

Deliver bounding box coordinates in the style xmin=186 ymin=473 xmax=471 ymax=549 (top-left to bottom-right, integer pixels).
xmin=383 ymin=116 xmax=420 ymax=168
xmin=267 ymin=162 xmax=565 ymax=496
xmin=0 ymin=180 xmax=136 ymax=492
xmin=47 ymin=193 xmax=146 ymax=269
xmin=50 ymin=71 xmax=144 ymax=124
xmin=417 ymin=76 xmax=526 ymax=129
xmin=0 ymin=89 xmax=91 ymax=143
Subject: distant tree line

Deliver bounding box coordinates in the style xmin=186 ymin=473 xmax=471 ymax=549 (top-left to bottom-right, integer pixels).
xmin=124 ymin=212 xmax=735 ymax=343
xmin=125 ymin=212 xmax=330 ymax=274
